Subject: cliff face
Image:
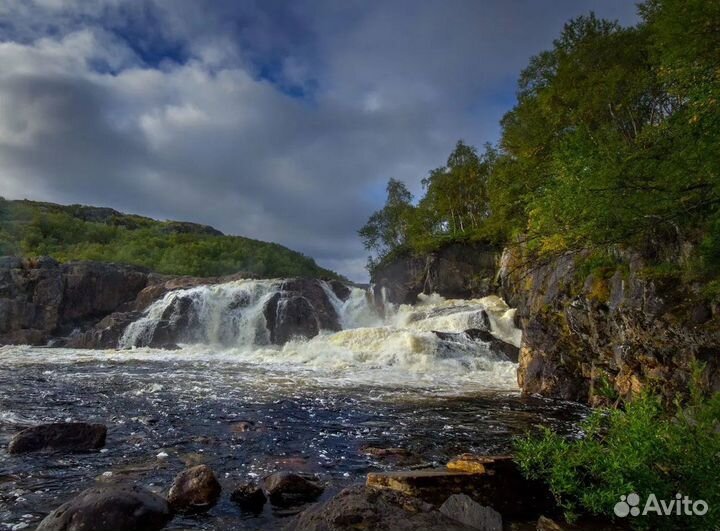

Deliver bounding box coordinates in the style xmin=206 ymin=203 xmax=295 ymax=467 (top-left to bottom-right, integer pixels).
xmin=0 ymin=257 xmax=153 ymax=346
xmin=499 ymin=246 xmax=720 ymax=404
xmin=0 ymin=256 xmax=352 ymax=350
xmin=371 ymin=243 xmax=499 ymax=306
xmin=370 ymin=242 xmax=720 ymax=405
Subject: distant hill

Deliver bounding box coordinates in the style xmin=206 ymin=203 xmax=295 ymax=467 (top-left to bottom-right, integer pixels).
xmin=0 ymin=198 xmax=340 ymax=279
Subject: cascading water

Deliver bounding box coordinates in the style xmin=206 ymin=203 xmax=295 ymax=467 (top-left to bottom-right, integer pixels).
xmin=116 ymin=278 xmax=522 ymax=390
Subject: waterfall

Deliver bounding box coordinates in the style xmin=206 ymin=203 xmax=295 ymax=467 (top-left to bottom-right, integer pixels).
xmin=117 ymin=278 xmax=523 ymax=389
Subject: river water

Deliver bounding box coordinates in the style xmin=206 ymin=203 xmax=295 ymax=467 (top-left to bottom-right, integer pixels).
xmin=0 ymin=287 xmax=587 ymax=530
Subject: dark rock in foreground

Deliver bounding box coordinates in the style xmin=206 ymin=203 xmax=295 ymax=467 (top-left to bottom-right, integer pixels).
xmin=286 ymin=485 xmax=476 ymax=530
xmin=264 ymin=471 xmax=324 ymax=507
xmin=367 ymin=456 xmax=554 ymax=519
xmin=167 ymin=464 xmax=221 ymax=514
xmin=230 ymin=482 xmax=267 ymax=512
xmin=8 ymin=422 xmax=106 ymax=454
xmin=440 ymin=494 xmax=502 ymax=531
xmin=36 ymin=484 xmax=172 ymax=531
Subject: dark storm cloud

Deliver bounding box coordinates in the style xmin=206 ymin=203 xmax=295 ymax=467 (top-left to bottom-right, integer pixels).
xmin=0 ymin=0 xmax=639 ymax=280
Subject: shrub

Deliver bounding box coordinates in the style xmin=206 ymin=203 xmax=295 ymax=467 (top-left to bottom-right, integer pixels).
xmin=514 ymin=370 xmax=720 ymax=529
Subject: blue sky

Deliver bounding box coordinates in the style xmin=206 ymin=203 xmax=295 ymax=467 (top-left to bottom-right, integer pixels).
xmin=0 ymin=0 xmax=639 ymax=281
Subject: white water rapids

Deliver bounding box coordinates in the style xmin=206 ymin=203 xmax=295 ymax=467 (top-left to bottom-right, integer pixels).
xmin=101 ymin=280 xmax=522 ymax=391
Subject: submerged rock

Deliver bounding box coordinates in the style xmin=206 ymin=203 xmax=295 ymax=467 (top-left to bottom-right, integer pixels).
xmin=36 ymin=484 xmax=171 ymax=531
xmin=167 ymin=464 xmax=221 ymax=514
xmin=440 ymin=494 xmax=502 ymax=531
xmin=287 ymin=485 xmax=476 ymax=530
xmin=263 ymin=472 xmax=323 ymax=507
xmin=8 ymin=422 xmax=106 ymax=454
xmin=230 ymin=482 xmax=266 ymax=512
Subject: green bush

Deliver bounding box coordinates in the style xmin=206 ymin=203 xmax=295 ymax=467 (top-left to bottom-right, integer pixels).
xmin=514 ymin=373 xmax=720 ymax=529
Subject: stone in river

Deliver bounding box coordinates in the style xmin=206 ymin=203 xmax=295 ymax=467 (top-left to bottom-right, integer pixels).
xmin=167 ymin=464 xmax=221 ymax=514
xmin=230 ymin=482 xmax=266 ymax=512
xmin=263 ymin=471 xmax=324 ymax=507
xmin=8 ymin=422 xmax=107 ymax=454
xmin=36 ymin=484 xmax=172 ymax=531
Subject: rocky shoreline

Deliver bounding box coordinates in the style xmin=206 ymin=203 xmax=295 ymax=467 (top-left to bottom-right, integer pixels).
xmin=8 ymin=421 xmax=588 ymax=531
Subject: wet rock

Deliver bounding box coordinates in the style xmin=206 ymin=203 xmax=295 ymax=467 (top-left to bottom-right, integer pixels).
xmin=263 ymin=472 xmax=323 ymax=506
xmin=230 ymin=482 xmax=266 ymax=512
xmin=8 ymin=422 xmax=106 ymax=454
xmin=287 ymin=485 xmax=476 ymax=531
xmin=328 ymin=280 xmax=351 ymax=301
xmin=360 ymin=446 xmax=422 ymax=466
xmin=464 ymin=329 xmax=520 ymax=362
xmin=36 ymin=484 xmax=172 ymax=531
xmin=167 ymin=464 xmax=221 ymax=514
xmin=537 ymin=515 xmax=565 ymax=531
xmin=432 ymin=329 xmax=519 ymax=362
xmin=440 ymin=494 xmax=502 ymax=531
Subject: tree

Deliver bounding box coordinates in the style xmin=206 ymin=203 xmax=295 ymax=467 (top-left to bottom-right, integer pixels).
xmin=358 ymin=178 xmax=414 ymax=266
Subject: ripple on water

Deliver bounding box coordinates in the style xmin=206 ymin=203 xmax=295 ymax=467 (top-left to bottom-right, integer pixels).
xmin=0 ymin=347 xmax=587 ymax=529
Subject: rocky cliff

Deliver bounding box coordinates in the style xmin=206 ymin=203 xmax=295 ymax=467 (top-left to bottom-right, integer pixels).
xmin=371 ymin=243 xmax=499 ymax=306
xmin=0 ymin=256 xmax=351 ymax=349
xmin=371 ymin=241 xmax=720 ymax=405
xmin=500 ymin=246 xmax=720 ymax=405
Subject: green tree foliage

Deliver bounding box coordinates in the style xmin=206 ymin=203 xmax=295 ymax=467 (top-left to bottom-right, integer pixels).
xmin=360 ymin=0 xmax=720 ymax=281
xmin=358 ymin=178 xmax=414 ymax=267
xmin=515 ymin=375 xmax=720 ymax=529
xmin=0 ymin=198 xmax=340 ymax=279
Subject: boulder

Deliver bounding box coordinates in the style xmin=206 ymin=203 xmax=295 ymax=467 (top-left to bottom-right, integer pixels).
xmin=8 ymin=422 xmax=106 ymax=454
xmin=432 ymin=329 xmax=519 ymax=363
xmin=367 ymin=456 xmax=554 ymax=519
xmin=230 ymin=482 xmax=266 ymax=512
xmin=167 ymin=464 xmax=221 ymax=514
xmin=263 ymin=278 xmax=342 ymax=344
xmin=287 ymin=485 xmax=476 ymax=531
xmin=36 ymin=484 xmax=172 ymax=531
xmin=263 ymin=472 xmax=324 ymax=507
xmin=440 ymin=494 xmax=502 ymax=531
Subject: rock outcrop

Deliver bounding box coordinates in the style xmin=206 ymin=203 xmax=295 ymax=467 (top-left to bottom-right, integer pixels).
xmin=371 ymin=242 xmax=499 ymax=306
xmin=0 ymin=257 xmax=152 ymax=346
xmin=500 ymin=246 xmax=720 ymax=404
xmin=287 ymin=485 xmax=477 ymax=531
xmin=0 ymin=256 xmax=352 ymax=349
xmin=36 ymin=484 xmax=172 ymax=531
xmin=8 ymin=422 xmax=107 ymax=454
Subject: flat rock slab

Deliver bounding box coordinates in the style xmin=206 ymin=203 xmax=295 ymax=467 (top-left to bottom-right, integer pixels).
xmin=367 ymin=462 xmax=554 ymax=519
xmin=36 ymin=484 xmax=171 ymax=531
xmin=8 ymin=423 xmax=106 ymax=454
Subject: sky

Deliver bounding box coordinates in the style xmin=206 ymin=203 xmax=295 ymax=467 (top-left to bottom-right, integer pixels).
xmin=0 ymin=0 xmax=639 ymax=281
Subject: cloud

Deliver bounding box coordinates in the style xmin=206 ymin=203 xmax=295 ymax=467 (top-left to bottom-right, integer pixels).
xmin=0 ymin=0 xmax=639 ymax=281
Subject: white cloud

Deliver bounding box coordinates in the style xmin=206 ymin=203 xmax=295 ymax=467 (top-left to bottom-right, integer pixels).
xmin=0 ymin=0 xmax=639 ymax=281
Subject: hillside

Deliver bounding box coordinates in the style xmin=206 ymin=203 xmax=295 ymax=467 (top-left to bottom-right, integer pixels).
xmin=0 ymin=198 xmax=340 ymax=279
